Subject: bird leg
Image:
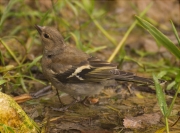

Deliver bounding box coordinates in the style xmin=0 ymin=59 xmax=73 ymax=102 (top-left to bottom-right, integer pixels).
xmin=79 ymin=96 xmax=89 ymax=106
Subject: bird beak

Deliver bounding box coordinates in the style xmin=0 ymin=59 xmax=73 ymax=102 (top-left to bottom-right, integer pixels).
xmin=35 ymin=25 xmax=43 ymax=35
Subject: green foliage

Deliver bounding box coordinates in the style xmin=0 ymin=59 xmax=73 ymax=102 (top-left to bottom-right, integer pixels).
xmin=153 ymin=75 xmax=168 ymax=116
xmin=69 ymin=31 xmax=106 ymax=53
xmin=136 ymin=16 xmax=180 ymax=59
xmin=170 ymin=20 xmax=180 ymax=46
xmin=136 ymin=16 xmax=180 ymax=133
xmin=0 ymin=0 xmax=22 ymax=31
xmin=0 ymin=124 xmax=15 ymax=133
xmin=73 ymin=0 xmax=116 ymax=45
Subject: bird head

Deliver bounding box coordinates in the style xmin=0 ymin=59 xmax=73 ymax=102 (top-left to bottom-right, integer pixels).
xmin=35 ymin=25 xmax=66 ymax=51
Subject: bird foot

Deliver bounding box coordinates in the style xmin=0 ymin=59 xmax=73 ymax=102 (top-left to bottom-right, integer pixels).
xmin=79 ymin=96 xmax=89 ymax=106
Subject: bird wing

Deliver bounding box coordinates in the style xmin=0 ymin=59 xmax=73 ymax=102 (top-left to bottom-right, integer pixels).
xmin=53 ymin=57 xmax=118 ymax=83
xmin=53 ymin=57 xmax=157 ymax=85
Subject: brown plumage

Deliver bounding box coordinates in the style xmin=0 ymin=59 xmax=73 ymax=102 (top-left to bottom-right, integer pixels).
xmin=35 ymin=25 xmax=164 ymax=97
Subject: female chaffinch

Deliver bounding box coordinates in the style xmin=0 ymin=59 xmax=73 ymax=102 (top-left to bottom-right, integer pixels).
xmin=35 ymin=25 xmax=164 ymax=98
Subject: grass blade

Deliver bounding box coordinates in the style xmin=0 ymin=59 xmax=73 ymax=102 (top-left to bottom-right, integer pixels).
xmin=108 ymin=2 xmax=153 ymax=62
xmin=135 ymin=16 xmax=180 ymax=59
xmin=170 ymin=20 xmax=180 ymax=46
xmin=0 ymin=39 xmax=20 ymax=65
xmin=0 ymin=0 xmax=21 ymax=31
xmin=153 ymin=74 xmax=168 ymax=116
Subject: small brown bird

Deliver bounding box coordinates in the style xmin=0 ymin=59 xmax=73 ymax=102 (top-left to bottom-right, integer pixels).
xmin=35 ymin=25 xmax=163 ymax=99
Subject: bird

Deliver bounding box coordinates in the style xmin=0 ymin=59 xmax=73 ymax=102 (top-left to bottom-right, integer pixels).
xmin=35 ymin=25 xmax=164 ymax=106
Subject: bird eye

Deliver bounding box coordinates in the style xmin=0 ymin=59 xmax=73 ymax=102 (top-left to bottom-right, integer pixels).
xmin=47 ymin=54 xmax=52 ymax=58
xmin=43 ymin=33 xmax=50 ymax=39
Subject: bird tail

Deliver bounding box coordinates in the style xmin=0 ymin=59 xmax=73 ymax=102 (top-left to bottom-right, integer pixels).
xmin=115 ymin=75 xmax=165 ymax=85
